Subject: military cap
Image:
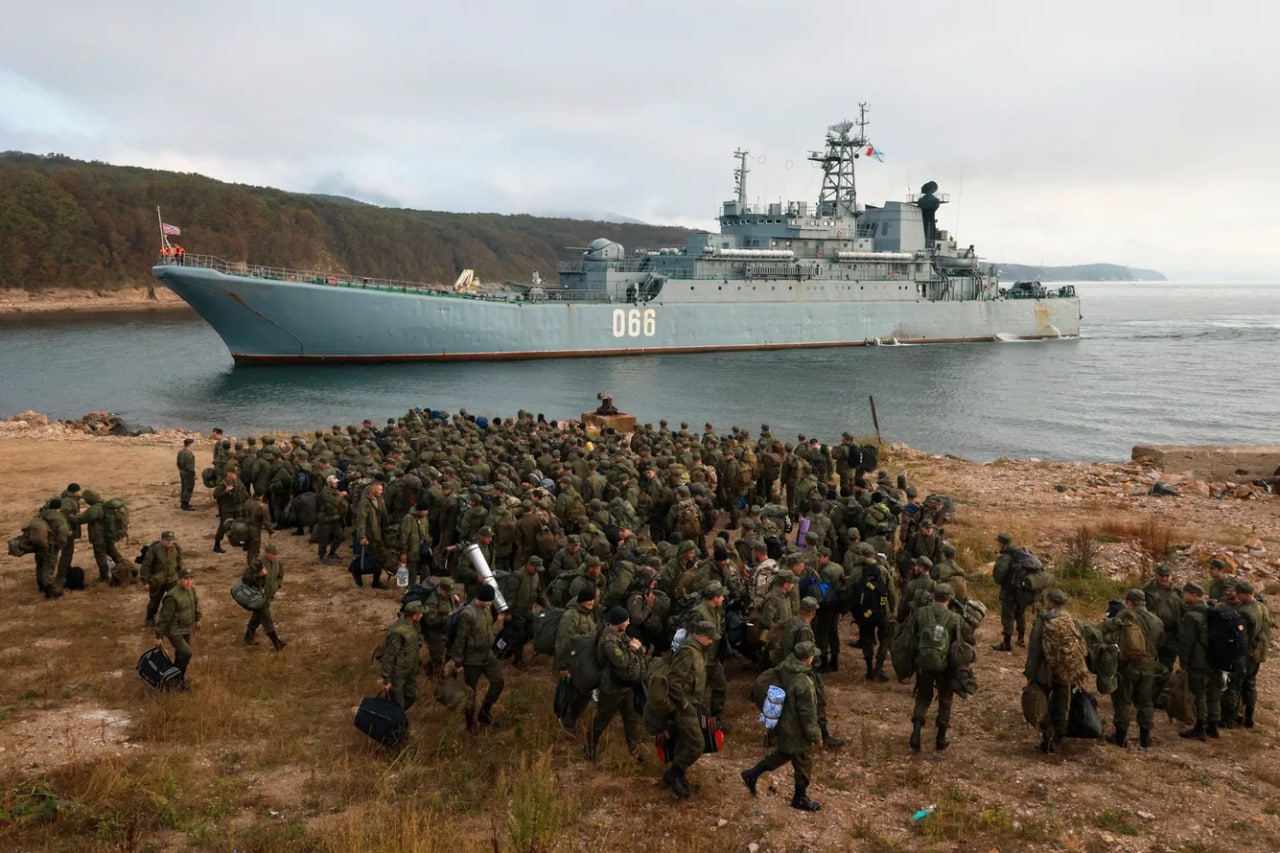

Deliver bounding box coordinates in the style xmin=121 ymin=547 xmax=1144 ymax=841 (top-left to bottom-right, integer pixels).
xmin=919 ymin=516 xmax=934 ymax=527
xmin=1156 ymin=565 xmax=1172 ymax=576
xmin=1046 ymin=588 xmax=1069 ymax=604
xmin=177 ymin=568 xmax=193 ymax=579
xmin=47 ymin=498 xmax=62 ymax=510
xmin=1209 ymin=558 xmax=1227 ymax=570
xmin=804 ymin=530 xmax=819 ymax=544
xmin=815 ymin=546 xmax=831 ymax=557
xmin=793 ymin=641 xmax=820 ymax=660
xmin=713 ymin=545 xmax=731 ymax=561
xmin=264 ymin=541 xmax=280 ymax=554
xmin=799 ymin=596 xmax=820 ymax=612
xmin=526 ymin=555 xmax=544 ymax=567
xmin=1235 ymin=579 xmax=1255 ymax=594
xmin=775 ymin=570 xmax=797 ymax=584
xmin=913 ymin=556 xmax=933 ymax=569
xmin=436 ymin=577 xmax=456 ymax=589
xmin=568 ymin=535 xmax=582 ymax=546
xmin=403 ymin=600 xmax=426 ymax=615
xmin=742 ymin=519 xmax=757 ymax=530
xmin=690 ymin=620 xmax=717 ymax=637
xmin=1182 ymin=581 xmax=1204 ymax=596
xmin=996 ymin=532 xmax=1013 ymax=544
xmin=476 ymin=526 xmax=494 ymax=538
xmin=607 ymin=606 xmax=629 ymax=626
xmin=940 ymin=542 xmax=956 ymax=556
xmin=675 ymin=485 xmax=691 ymax=498
xmin=326 ymin=474 xmax=339 ymax=485
xmin=678 ymin=540 xmax=698 ymax=555
xmin=855 ymin=543 xmax=876 ymax=557
xmin=749 ymin=504 xmax=763 ymax=514
xmin=876 ymin=470 xmax=890 ymax=481
xmin=643 ymin=555 xmax=662 ymax=567
xmin=782 ymin=553 xmax=805 ymax=567
xmin=577 ymin=587 xmax=596 ymax=603
xmin=1125 ymin=588 xmax=1145 ymax=603
xmin=476 ymin=585 xmax=496 ymax=602
xmin=160 ymin=530 xmax=176 ymax=540
xmin=703 ymin=582 xmax=728 ymax=599
xmin=933 ymin=582 xmax=954 ymax=599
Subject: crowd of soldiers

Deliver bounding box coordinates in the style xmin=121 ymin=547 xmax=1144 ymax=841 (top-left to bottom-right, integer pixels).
xmin=17 ymin=404 xmax=1271 ymax=808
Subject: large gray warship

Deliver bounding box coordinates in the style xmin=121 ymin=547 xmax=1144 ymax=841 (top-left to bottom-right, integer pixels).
xmin=153 ymin=110 xmax=1080 ymax=364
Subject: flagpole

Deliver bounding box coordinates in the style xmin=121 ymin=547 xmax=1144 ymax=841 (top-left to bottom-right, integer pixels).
xmin=156 ymin=206 xmax=171 ymax=251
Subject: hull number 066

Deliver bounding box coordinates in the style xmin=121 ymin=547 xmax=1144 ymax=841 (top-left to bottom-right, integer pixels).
xmin=612 ymin=308 xmax=656 ymax=338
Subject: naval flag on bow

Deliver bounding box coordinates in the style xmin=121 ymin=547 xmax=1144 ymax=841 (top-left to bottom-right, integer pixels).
xmin=161 ymin=223 xmax=181 ymax=236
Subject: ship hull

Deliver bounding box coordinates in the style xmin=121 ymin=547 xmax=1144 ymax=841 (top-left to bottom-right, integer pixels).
xmin=153 ymin=265 xmax=1081 ymax=364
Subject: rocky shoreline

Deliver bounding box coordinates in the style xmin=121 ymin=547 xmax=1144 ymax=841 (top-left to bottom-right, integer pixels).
xmin=0 ymin=286 xmax=191 ymax=316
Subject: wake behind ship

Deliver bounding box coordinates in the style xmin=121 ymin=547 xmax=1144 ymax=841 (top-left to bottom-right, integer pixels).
xmin=152 ymin=111 xmax=1081 ymax=364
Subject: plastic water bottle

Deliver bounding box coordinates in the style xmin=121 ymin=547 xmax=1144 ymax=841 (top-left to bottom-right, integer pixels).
xmin=912 ymin=804 xmax=936 ymax=822
xmin=395 ymin=562 xmax=409 ymax=587
xmin=931 ymin=624 xmax=946 ymax=644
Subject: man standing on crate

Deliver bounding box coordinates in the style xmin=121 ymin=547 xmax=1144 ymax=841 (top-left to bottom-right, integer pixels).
xmin=155 ymin=568 xmax=201 ymax=689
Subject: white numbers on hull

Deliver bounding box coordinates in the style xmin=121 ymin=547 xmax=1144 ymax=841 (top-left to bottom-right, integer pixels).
xmin=612 ymin=308 xmax=656 ymax=338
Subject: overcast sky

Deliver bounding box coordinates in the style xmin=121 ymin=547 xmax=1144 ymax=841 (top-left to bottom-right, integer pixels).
xmin=2 ymin=1 xmax=1275 ymax=279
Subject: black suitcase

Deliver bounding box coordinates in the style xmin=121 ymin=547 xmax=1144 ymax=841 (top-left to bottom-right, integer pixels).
xmin=137 ymin=648 xmax=183 ymax=690
xmin=354 ymin=696 xmax=408 ymax=746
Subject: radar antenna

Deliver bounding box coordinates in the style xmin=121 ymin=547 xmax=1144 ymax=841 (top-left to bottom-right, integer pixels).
xmin=733 ymin=148 xmax=750 ymax=207
xmin=807 ymin=103 xmax=870 ymax=219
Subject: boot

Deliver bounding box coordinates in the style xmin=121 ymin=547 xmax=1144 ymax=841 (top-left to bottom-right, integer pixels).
xmin=213 ymin=542 xmax=226 ymax=553
xmin=669 ymin=769 xmax=691 ymax=798
xmin=268 ymin=631 xmax=287 ymax=651
xmin=584 ymin=738 xmax=598 ymax=763
xmin=873 ymin=665 xmax=890 ymax=683
xmin=909 ymin=719 xmax=923 ymax=752
xmin=991 ymin=636 xmax=1012 ymax=652
xmin=827 ymin=652 xmax=838 ymax=673
xmin=1107 ymin=726 xmax=1127 ymax=748
xmin=1219 ymin=714 xmax=1236 ymax=730
xmin=1016 ymin=633 xmax=1026 ymax=648
xmin=478 ymin=703 xmax=494 ymax=725
xmin=935 ymin=725 xmax=951 ymax=752
xmin=820 ymin=721 xmax=845 ymax=749
xmin=740 ymin=763 xmax=765 ymax=796
xmin=465 ymin=709 xmax=479 ymax=735
xmin=1206 ymin=722 xmax=1220 ymax=739
xmin=864 ymin=659 xmax=875 ymax=680
xmin=243 ymin=629 xmax=259 ymax=646
xmin=1245 ymin=700 xmax=1256 ymax=729
xmin=1038 ymin=733 xmax=1052 ymax=753
xmin=1139 ymin=727 xmax=1151 ymax=749
xmin=1179 ymin=722 xmax=1207 ymax=741
xmin=180 ymin=504 xmax=194 ymax=511
xmin=790 ymin=784 xmax=821 ymax=812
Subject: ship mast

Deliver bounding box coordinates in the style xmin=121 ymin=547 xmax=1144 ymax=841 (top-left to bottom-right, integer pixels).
xmin=733 ymin=148 xmax=750 ymax=207
xmin=808 ymin=103 xmax=870 ymax=219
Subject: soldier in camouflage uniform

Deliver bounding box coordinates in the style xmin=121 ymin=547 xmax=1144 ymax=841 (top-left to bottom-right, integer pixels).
xmin=663 ymin=619 xmax=714 ymax=798
xmin=242 ymin=492 xmax=272 ymax=565
xmin=1101 ymin=587 xmax=1162 ymax=748
xmin=155 ymin=568 xmax=201 ymax=689
xmin=1177 ymin=582 xmax=1220 ymax=740
xmin=315 ymin=475 xmax=348 ymax=564
xmin=355 ymin=481 xmax=389 ymax=588
xmin=140 ymin=530 xmax=183 ymax=626
xmin=906 ymin=583 xmax=966 ymax=752
xmin=36 ymin=498 xmax=70 ymax=598
xmin=74 ymin=489 xmax=128 ymax=583
xmin=212 ymin=469 xmax=248 ymax=554
xmin=1224 ymin=579 xmax=1270 ymax=729
xmin=243 ymin=542 xmax=287 ymax=651
xmin=177 ymin=437 xmax=196 ymax=511
xmin=740 ymin=641 xmax=824 ymax=812
xmin=398 ymin=503 xmax=431 ymax=586
xmin=382 ymin=601 xmax=424 ymax=710
xmin=507 ymin=557 xmax=546 ymax=668
xmin=588 ymin=607 xmax=648 ymax=762
xmin=447 ymin=585 xmax=506 ymax=734
xmin=56 ymin=484 xmax=82 ymax=583
xmin=1144 ymin=564 xmax=1184 ymax=694
xmin=421 ymin=578 xmax=459 ymax=677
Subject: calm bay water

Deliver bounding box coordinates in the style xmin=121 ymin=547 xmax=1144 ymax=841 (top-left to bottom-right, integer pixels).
xmin=2 ymin=281 xmax=1278 ymax=462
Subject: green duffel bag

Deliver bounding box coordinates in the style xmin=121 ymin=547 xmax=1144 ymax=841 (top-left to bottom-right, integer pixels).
xmin=1022 ymin=682 xmax=1048 ymax=728
xmin=228 ymin=520 xmax=249 ymax=547
xmin=231 ymin=580 xmax=266 ymax=612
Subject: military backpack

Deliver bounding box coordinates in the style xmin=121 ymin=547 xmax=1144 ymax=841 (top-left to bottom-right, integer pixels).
xmin=602 ymin=561 xmax=637 ymax=608
xmin=102 ymin=498 xmax=130 ymax=543
xmin=445 ymin=604 xmax=467 ymax=647
xmin=915 ymin=607 xmax=952 ymax=673
xmin=24 ymin=516 xmax=51 ymax=549
xmin=1205 ymin=607 xmax=1248 ymax=672
xmin=532 ymin=606 xmax=566 ymax=655
xmin=1041 ymin=614 xmax=1090 ymax=687
xmin=642 ymin=656 xmax=675 ymax=734
xmin=547 ymin=572 xmax=576 ymax=608
xmin=1116 ymin=613 xmax=1153 ymax=661
xmin=849 ymin=563 xmax=890 ymax=617
xmin=201 ymin=467 xmax=217 ymax=489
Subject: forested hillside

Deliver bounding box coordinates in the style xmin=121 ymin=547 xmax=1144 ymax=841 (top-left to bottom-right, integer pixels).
xmin=0 ymin=153 xmax=696 ymax=291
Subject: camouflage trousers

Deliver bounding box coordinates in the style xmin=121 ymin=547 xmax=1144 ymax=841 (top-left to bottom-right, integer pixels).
xmin=751 ymin=747 xmax=813 ymax=791
xmin=91 ymin=540 xmax=129 ymax=583
xmin=913 ymin=669 xmax=955 ymax=728
xmin=1188 ymin=669 xmax=1224 ymax=725
xmin=462 ymin=660 xmax=505 ymax=713
xmin=390 ymin=676 xmax=419 ymax=711
xmin=314 ymin=521 xmax=344 ymax=559
xmin=590 ymin=687 xmax=642 ymax=754
xmin=998 ymin=588 xmax=1027 ymax=641
xmin=670 ymin=705 xmax=704 ymax=772
xmin=1223 ymin=660 xmax=1260 ymax=722
xmin=146 ymin=581 xmax=175 ymax=624
xmin=1037 ymin=681 xmax=1070 ymax=739
xmin=34 ymin=544 xmax=61 ymax=591
xmin=1110 ymin=659 xmax=1156 ymax=731
xmin=166 ymin=633 xmax=193 ymax=676
xmin=246 ymin=605 xmax=277 ymax=636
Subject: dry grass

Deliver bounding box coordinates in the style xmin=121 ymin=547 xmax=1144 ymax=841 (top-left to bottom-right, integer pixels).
xmin=1097 ymin=517 xmax=1177 ymax=562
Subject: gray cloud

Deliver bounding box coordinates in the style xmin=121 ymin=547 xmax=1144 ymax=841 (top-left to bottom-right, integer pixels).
xmin=1 ymin=0 xmax=1276 ymax=277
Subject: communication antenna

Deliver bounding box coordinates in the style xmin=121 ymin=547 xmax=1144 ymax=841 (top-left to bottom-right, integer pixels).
xmin=733 ymin=148 xmax=750 ymax=207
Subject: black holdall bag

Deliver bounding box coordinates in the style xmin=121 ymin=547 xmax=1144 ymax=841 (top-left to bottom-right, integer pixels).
xmin=354 ymin=695 xmax=409 ymax=747
xmin=137 ymin=647 xmax=183 ymax=691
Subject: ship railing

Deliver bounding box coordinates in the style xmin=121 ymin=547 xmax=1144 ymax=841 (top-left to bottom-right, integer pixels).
xmin=161 ymin=254 xmax=627 ymax=304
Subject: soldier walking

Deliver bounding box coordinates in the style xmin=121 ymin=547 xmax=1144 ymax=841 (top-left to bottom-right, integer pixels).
xmin=243 ymin=542 xmax=288 ymax=651
xmin=587 ymin=607 xmax=647 ymax=763
xmin=740 ymin=641 xmax=824 ymax=811
xmin=154 ymin=568 xmax=200 ymax=689
xmin=447 ymin=586 xmax=506 ymax=734
xmin=177 ymin=437 xmax=197 ymax=511
xmin=382 ymin=601 xmax=424 ymax=710
xmin=140 ymin=531 xmax=183 ymax=627
xmin=663 ymin=620 xmax=715 ymax=797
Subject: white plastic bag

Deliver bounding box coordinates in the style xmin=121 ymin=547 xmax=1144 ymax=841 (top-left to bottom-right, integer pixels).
xmin=760 ymin=684 xmax=787 ymax=729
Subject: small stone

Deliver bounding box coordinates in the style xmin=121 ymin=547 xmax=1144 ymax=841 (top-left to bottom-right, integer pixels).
xmin=716 ymin=818 xmax=728 ymax=829
xmin=749 ymin=845 xmax=760 ymax=853
xmin=1137 ymin=810 xmax=1155 ymax=820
